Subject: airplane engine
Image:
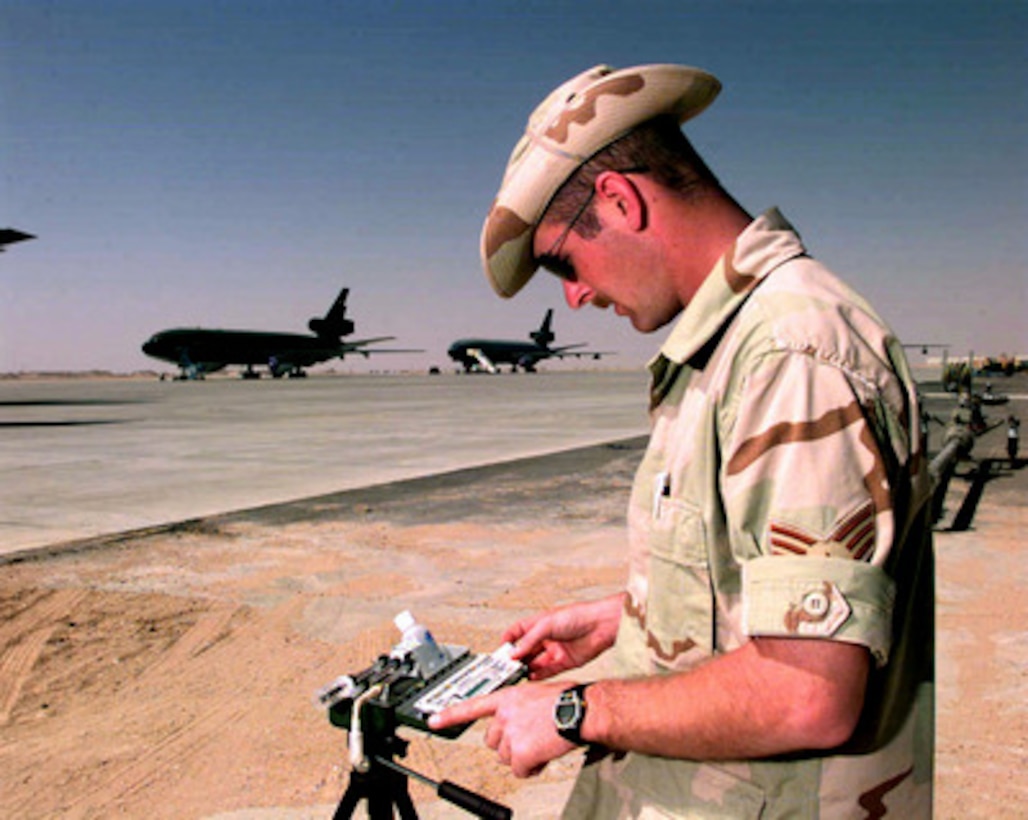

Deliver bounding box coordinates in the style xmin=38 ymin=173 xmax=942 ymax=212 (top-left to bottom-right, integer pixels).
xmin=269 ymin=358 xmax=293 ymax=378
xmin=517 ymin=355 xmax=538 ymax=372
xmin=309 ymin=317 xmax=354 ymax=338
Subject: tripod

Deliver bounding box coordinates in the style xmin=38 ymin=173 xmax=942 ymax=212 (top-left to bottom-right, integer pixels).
xmin=331 ymin=699 xmax=511 ymax=820
xmin=332 ymin=726 xmax=418 ymax=819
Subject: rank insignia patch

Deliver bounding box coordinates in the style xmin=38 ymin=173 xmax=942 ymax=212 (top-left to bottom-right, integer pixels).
xmin=769 ymin=501 xmax=875 ymax=561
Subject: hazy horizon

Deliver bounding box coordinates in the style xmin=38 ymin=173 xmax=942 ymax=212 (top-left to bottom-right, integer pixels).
xmin=3 ymin=1 xmax=1024 ymax=375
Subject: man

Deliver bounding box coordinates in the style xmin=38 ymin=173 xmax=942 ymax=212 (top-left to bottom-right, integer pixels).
xmin=430 ymin=63 xmax=934 ymax=818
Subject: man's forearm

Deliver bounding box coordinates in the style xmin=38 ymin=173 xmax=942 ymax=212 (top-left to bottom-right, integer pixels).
xmin=580 ymin=637 xmax=869 ymax=760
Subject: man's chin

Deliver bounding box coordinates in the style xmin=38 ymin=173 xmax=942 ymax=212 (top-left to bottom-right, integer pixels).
xmin=610 ymin=303 xmax=668 ymax=333
xmin=628 ymin=311 xmax=674 ymax=334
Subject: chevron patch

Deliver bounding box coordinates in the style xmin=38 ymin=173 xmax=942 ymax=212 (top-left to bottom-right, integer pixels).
xmin=768 ymin=501 xmax=876 ymax=561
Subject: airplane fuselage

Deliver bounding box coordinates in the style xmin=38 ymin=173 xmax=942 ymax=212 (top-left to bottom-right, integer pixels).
xmin=446 ymin=308 xmax=604 ymax=373
xmin=141 ymin=287 xmax=403 ymax=379
xmin=143 ymin=328 xmax=346 ymax=376
xmin=447 ymin=338 xmax=552 ymax=373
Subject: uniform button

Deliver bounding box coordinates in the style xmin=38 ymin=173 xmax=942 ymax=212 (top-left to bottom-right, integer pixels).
xmin=801 ymin=590 xmax=830 ymax=619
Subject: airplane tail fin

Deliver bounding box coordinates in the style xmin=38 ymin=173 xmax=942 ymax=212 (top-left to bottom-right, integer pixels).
xmin=308 ymin=287 xmax=356 ymax=339
xmin=529 ymin=309 xmax=555 ymax=348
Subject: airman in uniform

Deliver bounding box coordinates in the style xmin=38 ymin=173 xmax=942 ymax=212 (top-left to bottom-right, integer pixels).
xmin=431 ymin=63 xmax=934 ymax=818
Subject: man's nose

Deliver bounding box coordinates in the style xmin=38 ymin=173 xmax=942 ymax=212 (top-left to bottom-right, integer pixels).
xmin=563 ymin=279 xmax=592 ymax=309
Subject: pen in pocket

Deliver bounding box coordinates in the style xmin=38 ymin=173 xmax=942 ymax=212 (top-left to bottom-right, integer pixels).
xmin=653 ymin=470 xmax=671 ymax=518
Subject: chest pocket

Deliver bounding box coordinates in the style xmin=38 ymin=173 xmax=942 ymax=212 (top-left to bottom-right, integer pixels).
xmin=644 ymin=494 xmax=714 ymax=668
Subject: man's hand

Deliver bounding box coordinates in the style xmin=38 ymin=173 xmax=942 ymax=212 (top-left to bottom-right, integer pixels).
xmin=503 ymin=593 xmax=624 ymax=680
xmin=428 ymin=681 xmax=578 ymax=778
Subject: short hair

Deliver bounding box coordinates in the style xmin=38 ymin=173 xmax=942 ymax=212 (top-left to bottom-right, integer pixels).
xmin=545 ymin=115 xmax=720 ymax=239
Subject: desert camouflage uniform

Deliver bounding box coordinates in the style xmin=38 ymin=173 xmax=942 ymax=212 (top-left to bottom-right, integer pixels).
xmin=562 ymin=209 xmax=934 ymax=819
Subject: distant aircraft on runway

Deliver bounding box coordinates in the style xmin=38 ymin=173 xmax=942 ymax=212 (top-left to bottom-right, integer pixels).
xmin=142 ymin=287 xmax=418 ymax=379
xmin=447 ymin=309 xmax=613 ymax=373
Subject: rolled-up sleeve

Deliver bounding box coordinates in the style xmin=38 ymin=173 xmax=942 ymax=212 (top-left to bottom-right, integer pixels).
xmin=742 ymin=554 xmax=895 ymax=665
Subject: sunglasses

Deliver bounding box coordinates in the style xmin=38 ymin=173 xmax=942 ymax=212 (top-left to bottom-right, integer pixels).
xmin=536 ymin=166 xmax=648 ymax=283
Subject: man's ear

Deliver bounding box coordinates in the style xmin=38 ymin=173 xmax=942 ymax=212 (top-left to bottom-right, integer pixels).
xmin=595 ymin=170 xmax=647 ymax=232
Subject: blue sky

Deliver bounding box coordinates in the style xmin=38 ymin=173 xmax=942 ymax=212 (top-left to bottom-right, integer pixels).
xmin=2 ymin=0 xmax=1024 ymax=373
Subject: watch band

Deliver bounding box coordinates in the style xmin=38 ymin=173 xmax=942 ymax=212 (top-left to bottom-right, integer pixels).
xmin=554 ymin=683 xmax=591 ymax=745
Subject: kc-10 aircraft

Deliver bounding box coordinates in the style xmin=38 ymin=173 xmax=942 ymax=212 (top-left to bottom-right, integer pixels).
xmin=447 ymin=309 xmax=612 ymax=373
xmin=142 ymin=287 xmax=416 ymax=379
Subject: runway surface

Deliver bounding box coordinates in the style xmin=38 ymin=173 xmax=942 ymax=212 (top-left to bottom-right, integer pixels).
xmin=3 ymin=367 xmax=1022 ymax=559
xmin=0 ymin=371 xmax=650 ymax=556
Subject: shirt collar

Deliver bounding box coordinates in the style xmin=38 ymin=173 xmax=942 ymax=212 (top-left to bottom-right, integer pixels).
xmin=648 ymin=208 xmax=809 ymax=405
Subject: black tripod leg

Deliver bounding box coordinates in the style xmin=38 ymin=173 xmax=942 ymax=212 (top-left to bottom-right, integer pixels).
xmin=367 ymin=766 xmax=418 ymax=819
xmin=367 ymin=791 xmax=395 ymax=820
xmin=390 ymin=774 xmax=419 ymax=820
xmin=332 ymin=771 xmax=368 ymax=819
xmin=334 ymin=763 xmax=420 ymax=820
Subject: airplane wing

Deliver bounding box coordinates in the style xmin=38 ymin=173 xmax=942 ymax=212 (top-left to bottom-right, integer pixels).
xmin=550 ymin=343 xmax=616 ymax=360
xmin=341 ymin=337 xmax=424 ymax=359
xmin=0 ymin=228 xmax=35 ymax=251
xmin=341 ymin=336 xmax=397 ymax=349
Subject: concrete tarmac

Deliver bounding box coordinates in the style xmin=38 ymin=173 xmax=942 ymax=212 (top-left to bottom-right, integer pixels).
xmin=3 ymin=368 xmax=1024 ymax=558
xmin=0 ymin=371 xmax=650 ymax=557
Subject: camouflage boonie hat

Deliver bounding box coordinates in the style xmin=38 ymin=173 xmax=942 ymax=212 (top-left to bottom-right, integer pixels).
xmin=480 ymin=63 xmax=721 ymax=298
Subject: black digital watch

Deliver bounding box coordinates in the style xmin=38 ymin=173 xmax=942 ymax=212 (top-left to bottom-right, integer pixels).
xmin=553 ymin=683 xmax=591 ymax=745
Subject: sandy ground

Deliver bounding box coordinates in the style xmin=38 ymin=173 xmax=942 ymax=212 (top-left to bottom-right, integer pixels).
xmin=1 ymin=434 xmax=1025 ymax=819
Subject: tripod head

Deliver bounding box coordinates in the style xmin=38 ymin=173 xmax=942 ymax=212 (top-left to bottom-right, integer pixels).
xmin=317 ymin=613 xmax=524 ymax=819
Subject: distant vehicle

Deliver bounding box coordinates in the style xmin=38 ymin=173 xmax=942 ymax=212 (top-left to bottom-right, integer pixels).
xmin=977 ymin=384 xmax=1010 ymax=406
xmin=142 ymin=287 xmax=417 ymax=379
xmin=447 ymin=309 xmax=613 ymax=373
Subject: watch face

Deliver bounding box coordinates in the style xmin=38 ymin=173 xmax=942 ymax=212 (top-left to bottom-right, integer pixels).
xmin=555 ymin=697 xmax=579 ymax=728
xmin=555 ymin=689 xmax=583 ymax=730
xmin=554 ymin=685 xmax=588 ymax=745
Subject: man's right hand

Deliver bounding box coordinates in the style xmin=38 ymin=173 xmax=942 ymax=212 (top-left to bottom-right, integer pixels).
xmin=504 ymin=592 xmax=625 ymax=680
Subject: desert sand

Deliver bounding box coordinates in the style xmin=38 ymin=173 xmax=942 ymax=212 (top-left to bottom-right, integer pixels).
xmin=1 ymin=434 xmax=1024 ymax=818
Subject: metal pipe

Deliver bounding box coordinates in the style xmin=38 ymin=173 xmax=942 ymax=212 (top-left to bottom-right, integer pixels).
xmin=929 ymin=426 xmax=974 ymax=524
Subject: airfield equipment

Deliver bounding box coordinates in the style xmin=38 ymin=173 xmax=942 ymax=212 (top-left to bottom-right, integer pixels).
xmin=316 ymin=612 xmax=526 ymax=818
